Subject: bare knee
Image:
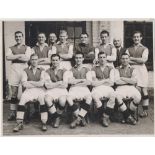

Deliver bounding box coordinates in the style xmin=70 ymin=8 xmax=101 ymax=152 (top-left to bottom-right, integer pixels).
xmin=38 ymin=95 xmax=45 ymax=105
xmin=115 ymin=94 xmax=123 ymax=105
xmin=133 ymin=94 xmax=141 ymax=104
xmin=85 ymin=95 xmax=92 ymax=104
xmin=59 ymin=96 xmax=67 ymax=107
xmin=44 ymin=95 xmax=53 ymax=106
xmin=67 ymin=96 xmax=74 ymax=106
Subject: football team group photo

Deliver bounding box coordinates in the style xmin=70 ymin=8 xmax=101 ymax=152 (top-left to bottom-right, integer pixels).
xmin=2 ymin=20 xmax=154 ymax=135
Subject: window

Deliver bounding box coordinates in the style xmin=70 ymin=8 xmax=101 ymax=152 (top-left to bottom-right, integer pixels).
xmin=25 ymin=21 xmax=86 ymax=47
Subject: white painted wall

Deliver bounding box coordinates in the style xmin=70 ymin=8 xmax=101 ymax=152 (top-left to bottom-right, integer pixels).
xmin=110 ymin=21 xmax=124 ymax=46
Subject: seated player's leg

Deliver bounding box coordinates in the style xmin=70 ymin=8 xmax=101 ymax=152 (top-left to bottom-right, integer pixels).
xmin=115 ymin=86 xmax=137 ymax=125
xmin=44 ymin=94 xmax=56 ymax=116
xmin=38 ymin=94 xmax=48 ymax=131
xmin=129 ymin=87 xmax=141 ymax=114
xmin=67 ymin=87 xmax=81 ymax=117
xmin=92 ymin=86 xmax=115 ymax=127
xmin=102 ymin=88 xmax=115 ymax=127
xmin=13 ymin=88 xmax=46 ymax=132
xmin=13 ymin=92 xmax=27 ymax=132
xmin=69 ymin=87 xmax=92 ymax=129
xmin=92 ymin=92 xmax=103 ymax=117
xmin=53 ymin=95 xmax=67 ymax=128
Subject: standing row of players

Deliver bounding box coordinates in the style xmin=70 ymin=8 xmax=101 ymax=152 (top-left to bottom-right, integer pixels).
xmin=6 ymin=30 xmax=149 ymax=132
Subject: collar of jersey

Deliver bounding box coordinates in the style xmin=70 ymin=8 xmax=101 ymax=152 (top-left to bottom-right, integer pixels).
xmin=36 ymin=42 xmax=48 ymax=47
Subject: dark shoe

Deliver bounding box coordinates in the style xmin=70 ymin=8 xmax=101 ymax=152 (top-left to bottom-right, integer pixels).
xmin=80 ymin=117 xmax=87 ymax=127
xmin=139 ymin=111 xmax=148 ymax=118
xmin=53 ymin=117 xmax=61 ymax=128
xmin=101 ymin=115 xmax=110 ymax=127
xmin=42 ymin=123 xmax=47 ymax=131
xmin=13 ymin=122 xmax=23 ymax=132
xmin=126 ymin=115 xmax=137 ymax=125
xmin=70 ymin=117 xmax=81 ymax=129
xmin=8 ymin=111 xmax=16 ymax=121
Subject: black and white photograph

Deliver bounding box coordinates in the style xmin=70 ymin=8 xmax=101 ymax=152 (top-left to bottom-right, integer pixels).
xmin=2 ymin=20 xmax=154 ymax=136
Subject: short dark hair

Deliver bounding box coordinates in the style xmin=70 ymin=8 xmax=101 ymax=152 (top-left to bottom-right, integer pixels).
xmin=49 ymin=33 xmax=57 ymax=37
xmin=30 ymin=53 xmax=38 ymax=59
xmin=38 ymin=32 xmax=46 ymax=37
xmin=59 ymin=30 xmax=68 ymax=35
xmin=51 ymin=54 xmax=60 ymax=60
xmin=132 ymin=31 xmax=143 ymax=37
xmin=80 ymin=32 xmax=89 ymax=37
xmin=15 ymin=31 xmax=24 ymax=36
xmin=100 ymin=30 xmax=109 ymax=36
xmin=98 ymin=52 xmax=107 ymax=58
xmin=121 ymin=53 xmax=130 ymax=58
xmin=75 ymin=51 xmax=84 ymax=58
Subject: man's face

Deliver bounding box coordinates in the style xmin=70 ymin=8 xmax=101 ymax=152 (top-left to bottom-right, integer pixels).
xmin=133 ymin=33 xmax=142 ymax=45
xmin=121 ymin=55 xmax=129 ymax=66
xmin=51 ymin=56 xmax=60 ymax=68
xmin=59 ymin=32 xmax=68 ymax=43
xmin=75 ymin=54 xmax=84 ymax=66
xmin=30 ymin=55 xmax=38 ymax=67
xmin=100 ymin=33 xmax=109 ymax=44
xmin=113 ymin=38 xmax=122 ymax=48
xmin=98 ymin=53 xmax=107 ymax=65
xmin=15 ymin=33 xmax=23 ymax=44
xmin=80 ymin=34 xmax=88 ymax=44
xmin=38 ymin=33 xmax=46 ymax=44
xmin=49 ymin=33 xmax=57 ymax=43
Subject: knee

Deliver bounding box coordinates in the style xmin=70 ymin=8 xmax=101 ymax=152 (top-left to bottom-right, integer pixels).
xmin=133 ymin=94 xmax=141 ymax=104
xmin=67 ymin=96 xmax=74 ymax=106
xmin=44 ymin=95 xmax=52 ymax=103
xmin=109 ymin=91 xmax=115 ymax=101
xmin=115 ymin=94 xmax=123 ymax=105
xmin=38 ymin=95 xmax=45 ymax=104
xmin=92 ymin=93 xmax=100 ymax=101
xmin=19 ymin=95 xmax=28 ymax=105
xmin=59 ymin=96 xmax=67 ymax=107
xmin=85 ymin=95 xmax=92 ymax=104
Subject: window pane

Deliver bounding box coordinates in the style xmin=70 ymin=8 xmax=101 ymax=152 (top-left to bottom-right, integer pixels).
xmin=67 ymin=27 xmax=74 ymax=38
xmin=75 ymin=27 xmax=82 ymax=38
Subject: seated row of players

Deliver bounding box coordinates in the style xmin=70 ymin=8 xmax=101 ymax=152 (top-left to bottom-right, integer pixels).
xmin=6 ymin=30 xmax=149 ymax=131
xmin=13 ymin=52 xmax=141 ymax=132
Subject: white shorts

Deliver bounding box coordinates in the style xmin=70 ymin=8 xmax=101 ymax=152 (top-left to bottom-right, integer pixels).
xmin=92 ymin=85 xmax=114 ymax=99
xmin=115 ymin=85 xmax=141 ymax=102
xmin=20 ymin=88 xmax=46 ymax=105
xmin=68 ymin=86 xmax=91 ymax=100
xmin=45 ymin=88 xmax=68 ymax=101
xmin=132 ymin=64 xmax=148 ymax=87
xmin=38 ymin=64 xmax=50 ymax=70
xmin=9 ymin=63 xmax=28 ymax=86
xmin=60 ymin=61 xmax=72 ymax=70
